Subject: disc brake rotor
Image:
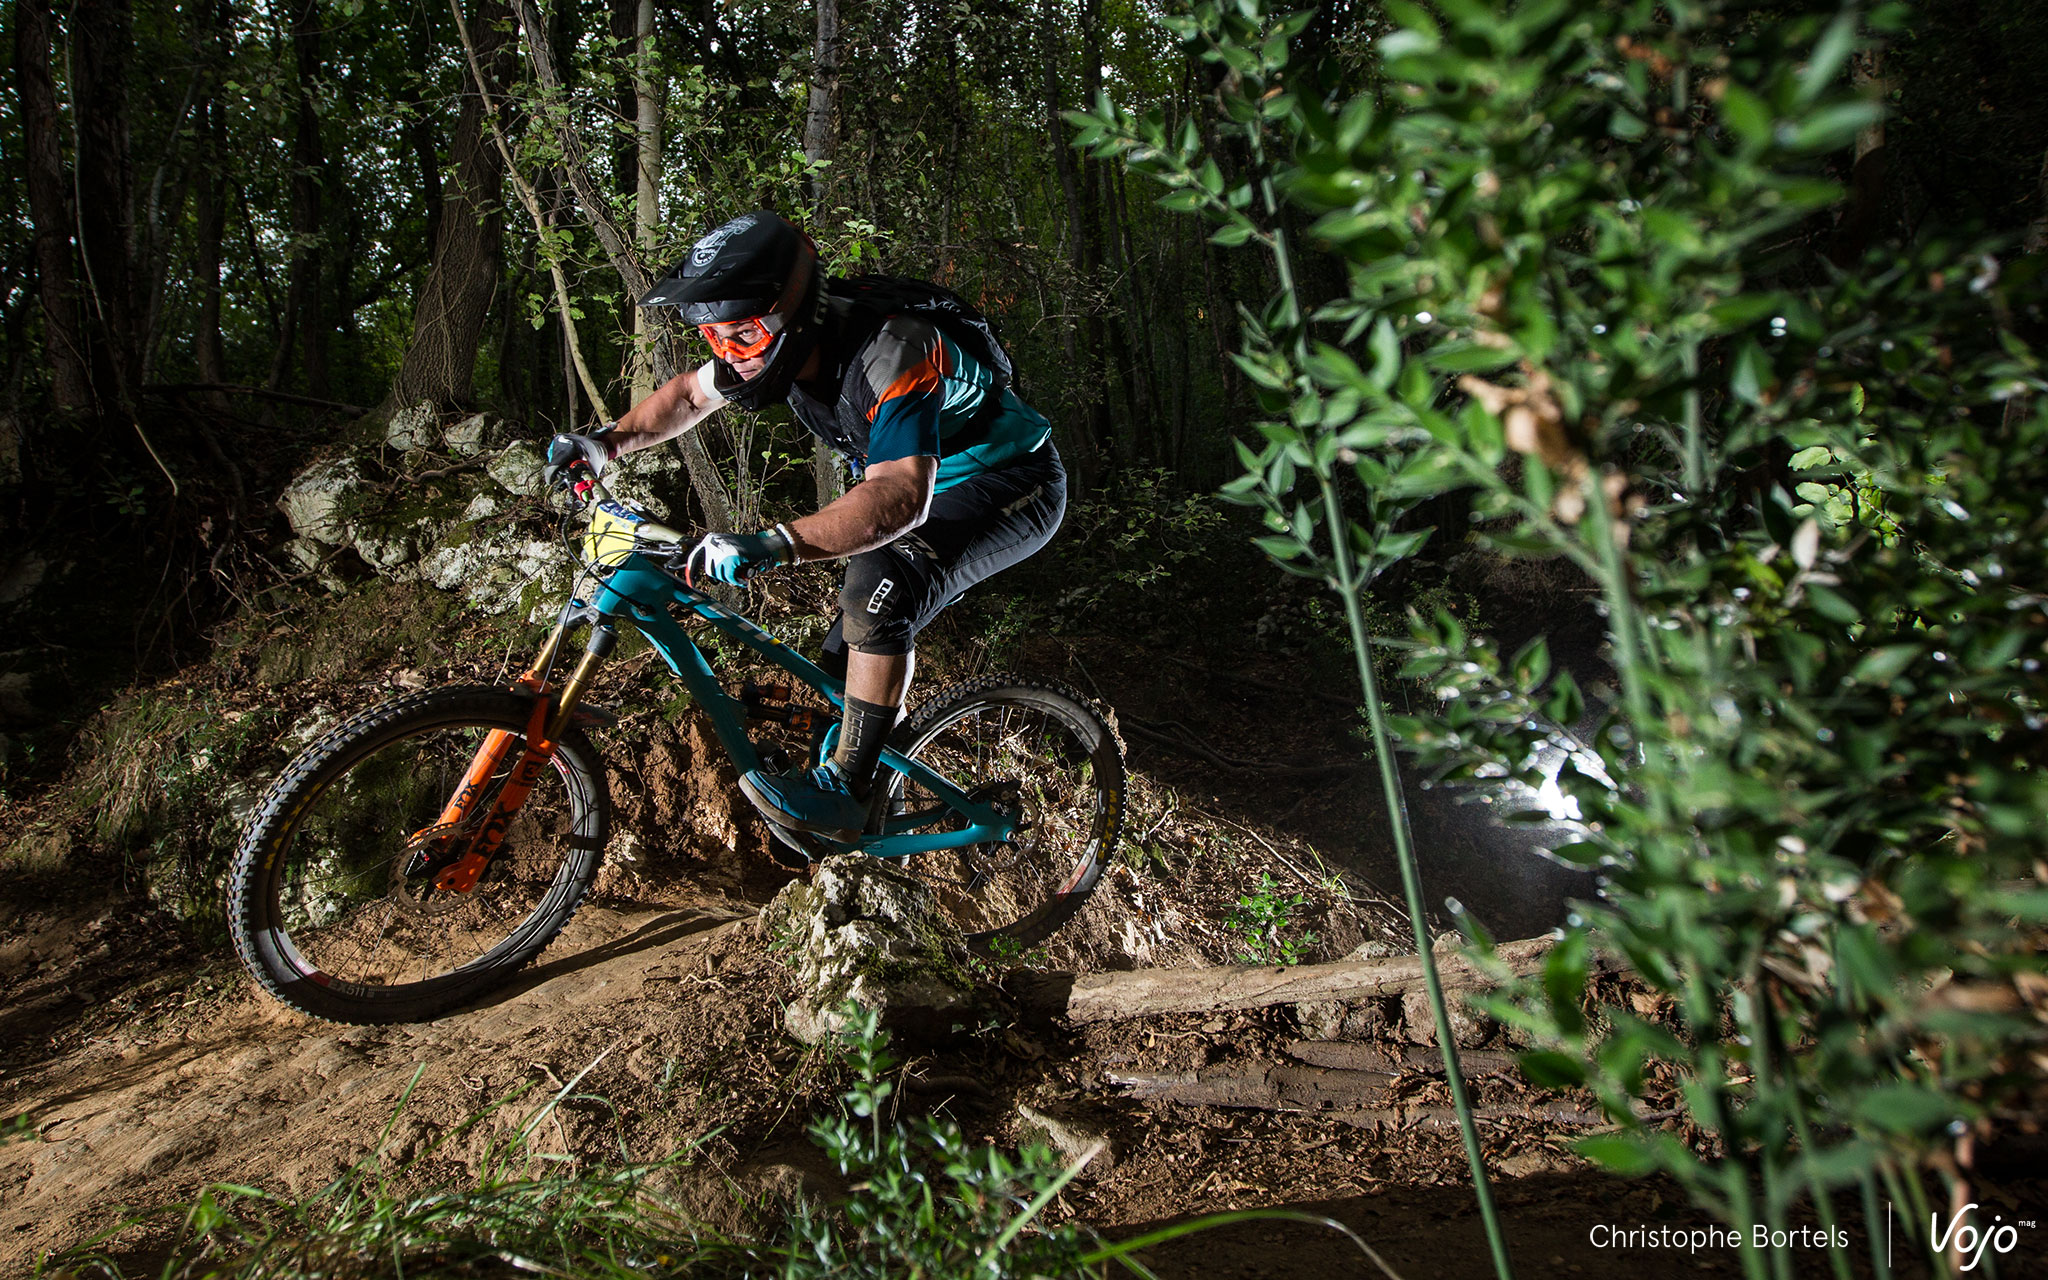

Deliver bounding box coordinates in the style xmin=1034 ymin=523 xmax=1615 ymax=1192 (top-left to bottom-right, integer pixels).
xmin=391 ymin=823 xmax=478 ymax=917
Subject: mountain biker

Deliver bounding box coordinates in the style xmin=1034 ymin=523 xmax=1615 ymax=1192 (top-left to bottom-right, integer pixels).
xmin=543 ymin=210 xmax=1066 ymax=843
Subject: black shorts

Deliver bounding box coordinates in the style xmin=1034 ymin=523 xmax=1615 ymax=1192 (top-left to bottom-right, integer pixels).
xmin=820 ymin=444 xmax=1066 ymax=668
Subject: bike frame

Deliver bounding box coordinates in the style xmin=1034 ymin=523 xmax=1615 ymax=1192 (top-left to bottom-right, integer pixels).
xmin=432 ymin=543 xmax=1020 ymax=879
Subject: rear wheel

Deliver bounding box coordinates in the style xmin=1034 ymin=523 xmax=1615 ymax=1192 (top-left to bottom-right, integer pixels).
xmin=227 ymin=686 xmax=609 ymax=1024
xmin=885 ymin=678 xmax=1123 ymax=955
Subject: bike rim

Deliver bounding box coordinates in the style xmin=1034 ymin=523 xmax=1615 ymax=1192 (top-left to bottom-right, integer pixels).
xmin=259 ymin=718 xmax=595 ymax=997
xmin=891 ymin=694 xmax=1112 ymax=951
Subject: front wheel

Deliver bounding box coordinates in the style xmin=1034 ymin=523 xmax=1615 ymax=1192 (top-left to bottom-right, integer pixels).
xmin=886 ymin=677 xmax=1123 ymax=955
xmin=227 ymin=686 xmax=610 ymax=1024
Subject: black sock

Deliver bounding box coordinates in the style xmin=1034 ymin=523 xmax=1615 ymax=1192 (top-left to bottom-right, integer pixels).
xmin=832 ymin=695 xmax=898 ymax=799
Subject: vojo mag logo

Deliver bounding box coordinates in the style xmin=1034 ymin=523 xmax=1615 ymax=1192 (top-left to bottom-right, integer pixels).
xmin=1928 ymin=1204 xmax=2031 ymax=1273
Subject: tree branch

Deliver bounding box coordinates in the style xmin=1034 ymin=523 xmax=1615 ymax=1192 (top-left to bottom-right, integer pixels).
xmin=447 ymin=0 xmax=609 ymax=422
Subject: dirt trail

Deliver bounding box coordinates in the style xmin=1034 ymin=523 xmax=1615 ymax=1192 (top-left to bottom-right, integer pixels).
xmin=0 ymin=901 xmax=748 ymax=1270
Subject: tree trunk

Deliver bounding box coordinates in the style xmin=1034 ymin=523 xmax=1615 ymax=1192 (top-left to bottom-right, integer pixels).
xmin=73 ymin=0 xmax=141 ymax=409
xmin=1827 ymin=46 xmax=1887 ymax=267
xmin=282 ymin=0 xmax=329 ymax=398
xmin=509 ymin=0 xmax=734 ymax=530
xmin=193 ymin=96 xmax=229 ymax=391
xmin=629 ymin=0 xmax=662 ymax=402
xmin=404 ymin=12 xmax=445 ymax=255
xmin=12 ymin=0 xmax=94 ymax=413
xmin=803 ymin=0 xmax=840 ymax=218
xmin=389 ymin=0 xmax=517 ymax=411
xmin=804 ymin=0 xmax=842 ymax=506
xmin=1039 ymin=1 xmax=1108 ymax=476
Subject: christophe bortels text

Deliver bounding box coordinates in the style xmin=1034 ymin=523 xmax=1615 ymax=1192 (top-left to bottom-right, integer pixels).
xmin=1588 ymin=1224 xmax=1850 ymax=1253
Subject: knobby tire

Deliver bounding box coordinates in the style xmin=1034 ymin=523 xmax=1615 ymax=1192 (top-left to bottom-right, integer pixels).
xmin=889 ymin=676 xmax=1124 ymax=954
xmin=227 ymin=686 xmax=610 ymax=1024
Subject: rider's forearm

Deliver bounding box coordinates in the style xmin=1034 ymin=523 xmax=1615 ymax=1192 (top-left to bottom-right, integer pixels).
xmin=604 ymin=364 xmax=725 ymax=459
xmin=786 ymin=459 xmax=935 ymax=560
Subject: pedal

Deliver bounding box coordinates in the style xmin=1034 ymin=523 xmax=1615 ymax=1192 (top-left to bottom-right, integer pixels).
xmin=786 ymin=706 xmax=823 ymax=739
xmin=765 ymin=822 xmax=820 ymax=871
xmin=757 ymin=745 xmax=794 ymax=775
xmin=741 ymin=681 xmax=792 ymax=723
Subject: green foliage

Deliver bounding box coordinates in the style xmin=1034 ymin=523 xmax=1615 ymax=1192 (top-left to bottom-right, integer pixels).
xmin=773 ymin=1004 xmax=1098 ymax=1278
xmin=1033 ymin=467 xmax=1233 ymax=629
xmin=1225 ymin=871 xmax=1318 ymax=966
xmin=1088 ymin=0 xmax=2048 ymax=1272
xmin=52 ymin=1006 xmax=1228 ymax=1280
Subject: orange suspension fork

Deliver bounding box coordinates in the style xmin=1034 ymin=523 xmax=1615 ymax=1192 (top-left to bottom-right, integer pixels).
xmin=430 ymin=623 xmax=613 ymax=894
xmin=424 ymin=620 xmax=568 ymax=834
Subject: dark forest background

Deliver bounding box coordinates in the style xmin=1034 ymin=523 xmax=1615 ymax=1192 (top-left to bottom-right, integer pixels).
xmin=0 ymin=0 xmax=2043 ymax=708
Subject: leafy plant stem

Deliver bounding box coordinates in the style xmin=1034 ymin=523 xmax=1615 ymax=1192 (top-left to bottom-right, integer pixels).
xmin=1255 ymin=72 xmax=1510 ymax=1266
xmin=1318 ymin=475 xmax=1516 ymax=1280
xmin=1579 ymin=467 xmax=1667 ymax=825
xmin=1858 ymin=1170 xmax=1894 ymax=1280
xmin=1682 ymin=339 xmax=1706 ymax=498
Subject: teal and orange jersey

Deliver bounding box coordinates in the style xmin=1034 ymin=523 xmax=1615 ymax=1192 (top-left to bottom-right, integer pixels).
xmin=790 ymin=312 xmax=1051 ymax=491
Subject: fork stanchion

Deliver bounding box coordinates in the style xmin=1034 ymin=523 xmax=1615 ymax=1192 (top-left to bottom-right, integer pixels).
xmin=543 ymin=624 xmax=616 ymax=744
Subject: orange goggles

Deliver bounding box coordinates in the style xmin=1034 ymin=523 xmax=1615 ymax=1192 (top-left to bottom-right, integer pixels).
xmin=699 ymin=317 xmax=777 ymax=363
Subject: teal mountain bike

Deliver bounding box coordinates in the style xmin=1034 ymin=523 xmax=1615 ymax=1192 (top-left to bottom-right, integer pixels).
xmin=227 ymin=467 xmax=1124 ymax=1024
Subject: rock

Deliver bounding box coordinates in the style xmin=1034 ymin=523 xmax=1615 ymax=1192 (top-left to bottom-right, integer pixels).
xmin=385 ymin=401 xmax=439 ymax=454
xmin=351 ymin=519 xmax=432 ymax=577
xmin=0 ymin=672 xmax=34 ymax=725
xmin=419 ymin=534 xmax=570 ymax=620
xmin=1293 ymin=997 xmax=1390 ymax=1042
xmin=599 ymin=448 xmax=692 ymax=524
xmin=763 ymin=854 xmax=974 ymax=1045
xmin=462 ymin=492 xmax=500 ymax=522
xmin=1015 ymin=1103 xmax=1116 ymax=1174
xmin=0 ymin=412 xmax=20 ymax=486
xmin=1495 ymin=1150 xmax=1567 ymax=1178
xmin=446 ymin=413 xmax=492 ymax=456
xmin=486 ymin=440 xmax=547 ymax=498
xmin=0 ymin=552 xmax=46 ymax=604
xmin=1350 ymin=939 xmax=1399 ymax=960
xmin=1401 ymin=987 xmax=1492 ymax=1049
xmin=278 ymin=456 xmax=371 ymax=547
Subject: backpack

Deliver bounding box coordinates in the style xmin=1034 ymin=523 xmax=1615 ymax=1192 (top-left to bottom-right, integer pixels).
xmin=790 ymin=275 xmax=1022 ymax=470
xmin=831 ymin=274 xmax=1017 ymax=391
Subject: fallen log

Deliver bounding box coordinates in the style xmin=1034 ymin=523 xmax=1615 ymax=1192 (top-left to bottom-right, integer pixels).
xmin=1099 ymin=1062 xmax=1643 ymax=1131
xmin=1106 ymin=1062 xmax=1395 ymax=1110
xmin=1019 ymin=936 xmax=1590 ymax=1026
xmin=1283 ymin=1040 xmax=1521 ymax=1078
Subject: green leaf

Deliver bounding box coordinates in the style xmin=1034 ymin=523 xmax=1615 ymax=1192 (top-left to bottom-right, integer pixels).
xmin=1422 ymin=342 xmax=1517 ymax=374
xmin=1374 ymin=526 xmax=1434 ymax=562
xmin=1211 ymin=220 xmax=1259 ymax=247
xmin=1306 ymin=342 xmax=1370 ymax=394
xmin=1517 ymin=1050 xmax=1587 ymax=1089
xmin=1706 ymin=293 xmax=1784 ymax=333
xmin=1849 ymin=643 xmax=1920 ymax=684
xmin=1718 ymin=83 xmax=1773 ymax=147
xmin=1854 ymin=1083 xmax=1957 ymax=1136
xmin=1543 ymin=931 xmax=1591 ymax=1034
xmin=1369 ymin=317 xmax=1401 ymax=391
xmin=1543 ymin=840 xmax=1607 ymax=867
xmin=1804 ymin=583 xmax=1861 ymax=625
xmin=1786 ymin=101 xmax=1883 ymax=153
xmin=1797 ymin=12 xmax=1861 ymax=107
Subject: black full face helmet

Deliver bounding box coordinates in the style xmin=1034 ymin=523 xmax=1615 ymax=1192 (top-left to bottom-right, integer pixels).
xmin=640 ymin=211 xmax=827 ymax=409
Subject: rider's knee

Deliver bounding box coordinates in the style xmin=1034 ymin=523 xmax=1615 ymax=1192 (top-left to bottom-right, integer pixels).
xmin=837 ymin=555 xmax=923 ymax=655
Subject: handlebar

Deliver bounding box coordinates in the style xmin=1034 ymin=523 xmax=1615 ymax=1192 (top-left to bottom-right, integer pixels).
xmin=554 ymin=460 xmax=690 ymax=550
